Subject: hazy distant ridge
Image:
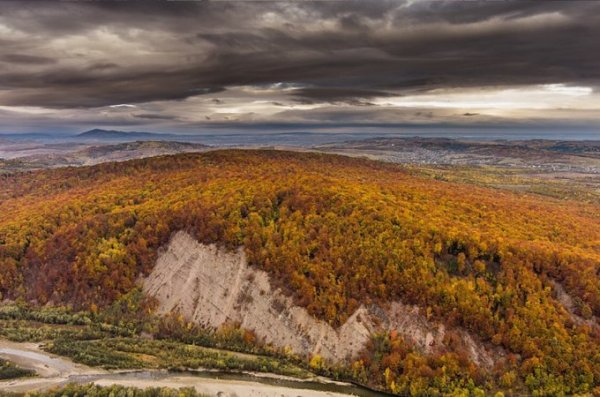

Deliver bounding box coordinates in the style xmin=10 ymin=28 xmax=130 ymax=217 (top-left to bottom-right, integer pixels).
xmin=77 ymin=129 xmax=177 ymax=140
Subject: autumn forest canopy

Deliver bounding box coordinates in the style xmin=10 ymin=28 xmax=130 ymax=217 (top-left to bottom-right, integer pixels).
xmin=1 ymin=150 xmax=599 ymax=395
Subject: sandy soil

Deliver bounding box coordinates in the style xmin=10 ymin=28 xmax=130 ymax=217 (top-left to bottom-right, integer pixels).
xmin=551 ymin=281 xmax=599 ymax=329
xmin=93 ymin=376 xmax=352 ymax=397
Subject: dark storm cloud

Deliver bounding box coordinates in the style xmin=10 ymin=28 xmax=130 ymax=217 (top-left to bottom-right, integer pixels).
xmin=134 ymin=114 xmax=178 ymax=121
xmin=1 ymin=53 xmax=56 ymax=65
xmin=0 ymin=65 xmax=225 ymax=107
xmin=0 ymin=0 xmax=599 ymax=116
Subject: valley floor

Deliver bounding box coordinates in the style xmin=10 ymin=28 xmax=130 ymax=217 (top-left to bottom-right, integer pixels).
xmin=0 ymin=339 xmax=382 ymax=397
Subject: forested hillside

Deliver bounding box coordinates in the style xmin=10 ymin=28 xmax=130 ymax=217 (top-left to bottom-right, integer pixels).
xmin=1 ymin=150 xmax=599 ymax=395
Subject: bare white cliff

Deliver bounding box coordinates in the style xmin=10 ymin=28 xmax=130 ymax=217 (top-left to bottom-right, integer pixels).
xmin=144 ymin=231 xmax=501 ymax=367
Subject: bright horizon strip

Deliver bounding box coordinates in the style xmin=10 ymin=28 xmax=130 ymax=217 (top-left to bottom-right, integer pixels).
xmin=371 ymin=84 xmax=596 ymax=111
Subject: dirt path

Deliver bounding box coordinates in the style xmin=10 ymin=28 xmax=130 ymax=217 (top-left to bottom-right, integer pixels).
xmin=0 ymin=339 xmax=373 ymax=396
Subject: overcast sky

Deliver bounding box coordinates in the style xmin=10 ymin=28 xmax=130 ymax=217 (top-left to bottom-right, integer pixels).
xmin=1 ymin=0 xmax=600 ymax=135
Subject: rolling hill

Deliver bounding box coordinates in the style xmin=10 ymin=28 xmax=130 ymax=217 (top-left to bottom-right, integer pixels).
xmin=318 ymin=137 xmax=600 ymax=171
xmin=0 ymin=150 xmax=599 ymax=395
xmin=0 ymin=140 xmax=210 ymax=170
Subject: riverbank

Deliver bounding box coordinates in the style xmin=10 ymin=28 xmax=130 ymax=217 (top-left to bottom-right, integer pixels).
xmin=0 ymin=339 xmax=387 ymax=396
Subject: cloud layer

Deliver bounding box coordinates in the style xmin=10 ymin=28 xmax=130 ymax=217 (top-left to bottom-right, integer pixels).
xmin=0 ymin=1 xmax=599 ymax=134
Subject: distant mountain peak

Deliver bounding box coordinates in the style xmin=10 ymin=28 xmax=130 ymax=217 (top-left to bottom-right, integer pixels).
xmin=78 ymin=129 xmax=153 ymax=137
xmin=76 ymin=129 xmax=175 ymax=140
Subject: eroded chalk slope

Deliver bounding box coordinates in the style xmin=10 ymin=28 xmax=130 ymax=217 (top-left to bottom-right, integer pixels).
xmin=144 ymin=231 xmax=501 ymax=367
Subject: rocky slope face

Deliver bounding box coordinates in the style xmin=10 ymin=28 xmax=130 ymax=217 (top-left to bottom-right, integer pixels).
xmin=144 ymin=231 xmax=501 ymax=367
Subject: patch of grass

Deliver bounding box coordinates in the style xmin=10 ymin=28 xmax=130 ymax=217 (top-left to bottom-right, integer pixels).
xmin=0 ymin=303 xmax=138 ymax=343
xmin=45 ymin=339 xmax=144 ymax=370
xmin=45 ymin=337 xmax=312 ymax=378
xmin=0 ymin=359 xmax=35 ymax=380
xmin=0 ymin=320 xmax=105 ymax=343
